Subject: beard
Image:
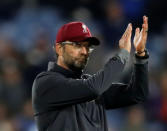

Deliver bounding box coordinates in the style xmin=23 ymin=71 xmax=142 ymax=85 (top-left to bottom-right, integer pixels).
xmin=63 ymin=52 xmax=89 ymax=72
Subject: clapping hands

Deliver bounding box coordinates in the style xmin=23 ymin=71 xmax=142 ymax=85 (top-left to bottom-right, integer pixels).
xmin=119 ymin=16 xmax=148 ymax=56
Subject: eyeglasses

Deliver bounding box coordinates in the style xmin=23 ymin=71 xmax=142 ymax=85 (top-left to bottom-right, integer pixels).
xmin=60 ymin=41 xmax=94 ymax=53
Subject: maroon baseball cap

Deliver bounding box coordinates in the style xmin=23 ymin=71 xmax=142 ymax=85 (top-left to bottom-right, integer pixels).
xmin=55 ymin=22 xmax=100 ymax=45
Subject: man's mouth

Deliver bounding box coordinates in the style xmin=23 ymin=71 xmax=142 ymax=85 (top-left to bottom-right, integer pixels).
xmin=78 ymin=57 xmax=87 ymax=62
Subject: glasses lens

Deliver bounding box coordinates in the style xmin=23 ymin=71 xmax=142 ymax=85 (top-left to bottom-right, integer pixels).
xmin=61 ymin=42 xmax=95 ymax=53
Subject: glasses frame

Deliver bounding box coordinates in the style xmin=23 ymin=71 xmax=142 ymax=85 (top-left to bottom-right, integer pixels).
xmin=60 ymin=41 xmax=94 ymax=53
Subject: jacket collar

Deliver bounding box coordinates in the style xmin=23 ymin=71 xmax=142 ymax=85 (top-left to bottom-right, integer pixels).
xmin=47 ymin=62 xmax=82 ymax=79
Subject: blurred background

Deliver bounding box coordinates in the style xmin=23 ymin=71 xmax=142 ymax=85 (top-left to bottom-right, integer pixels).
xmin=0 ymin=0 xmax=167 ymax=131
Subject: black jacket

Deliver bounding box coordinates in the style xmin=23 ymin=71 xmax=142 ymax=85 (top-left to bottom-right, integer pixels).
xmin=32 ymin=49 xmax=149 ymax=131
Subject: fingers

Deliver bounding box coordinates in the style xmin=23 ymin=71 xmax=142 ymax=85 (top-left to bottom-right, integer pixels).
xmin=135 ymin=16 xmax=148 ymax=40
xmin=128 ymin=23 xmax=132 ymax=38
xmin=122 ymin=16 xmax=148 ymax=39
xmin=142 ymin=16 xmax=148 ymax=34
xmin=133 ymin=27 xmax=140 ymax=47
xmin=133 ymin=16 xmax=148 ymax=52
xmin=141 ymin=16 xmax=148 ymax=41
xmin=136 ymin=16 xmax=148 ymax=35
xmin=135 ymin=28 xmax=140 ymax=38
xmin=122 ymin=23 xmax=132 ymax=39
xmin=119 ymin=23 xmax=132 ymax=53
xmin=143 ymin=16 xmax=148 ymax=31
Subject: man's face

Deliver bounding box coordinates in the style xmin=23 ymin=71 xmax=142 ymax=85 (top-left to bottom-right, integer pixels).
xmin=61 ymin=41 xmax=91 ymax=71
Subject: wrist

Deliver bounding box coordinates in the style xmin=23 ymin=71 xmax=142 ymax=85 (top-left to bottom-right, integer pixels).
xmin=136 ymin=49 xmax=145 ymax=55
xmin=135 ymin=49 xmax=149 ymax=59
xmin=136 ymin=51 xmax=145 ymax=56
xmin=120 ymin=47 xmax=130 ymax=53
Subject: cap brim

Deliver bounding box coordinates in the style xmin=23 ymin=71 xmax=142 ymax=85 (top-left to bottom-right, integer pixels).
xmin=83 ymin=37 xmax=100 ymax=46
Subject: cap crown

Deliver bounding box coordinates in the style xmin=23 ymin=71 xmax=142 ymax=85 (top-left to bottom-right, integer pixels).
xmin=56 ymin=22 xmax=92 ymax=43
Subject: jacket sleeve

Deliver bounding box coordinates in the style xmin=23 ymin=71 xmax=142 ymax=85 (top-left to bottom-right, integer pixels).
xmin=101 ymin=55 xmax=149 ymax=109
xmin=32 ymin=49 xmax=129 ymax=111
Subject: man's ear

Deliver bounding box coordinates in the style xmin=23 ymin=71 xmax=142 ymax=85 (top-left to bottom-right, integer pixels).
xmin=55 ymin=43 xmax=63 ymax=56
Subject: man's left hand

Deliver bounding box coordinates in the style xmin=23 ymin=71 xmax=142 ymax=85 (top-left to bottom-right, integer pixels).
xmin=133 ymin=16 xmax=148 ymax=56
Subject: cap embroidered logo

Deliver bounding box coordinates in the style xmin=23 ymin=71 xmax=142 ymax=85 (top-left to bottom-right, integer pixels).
xmin=82 ymin=24 xmax=87 ymax=33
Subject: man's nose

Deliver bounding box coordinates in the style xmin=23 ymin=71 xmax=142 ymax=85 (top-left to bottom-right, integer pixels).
xmin=81 ymin=46 xmax=88 ymax=55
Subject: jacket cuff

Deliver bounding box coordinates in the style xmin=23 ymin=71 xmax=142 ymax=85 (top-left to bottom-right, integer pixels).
xmin=134 ymin=57 xmax=148 ymax=64
xmin=134 ymin=49 xmax=149 ymax=64
xmin=115 ymin=49 xmax=130 ymax=65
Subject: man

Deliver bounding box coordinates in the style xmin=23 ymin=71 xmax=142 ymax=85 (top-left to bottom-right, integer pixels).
xmin=32 ymin=16 xmax=149 ymax=131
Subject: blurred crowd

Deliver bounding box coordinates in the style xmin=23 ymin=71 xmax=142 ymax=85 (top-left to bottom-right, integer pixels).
xmin=0 ymin=0 xmax=167 ymax=131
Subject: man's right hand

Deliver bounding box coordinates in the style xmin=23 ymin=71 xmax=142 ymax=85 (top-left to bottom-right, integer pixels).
xmin=119 ymin=23 xmax=132 ymax=53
